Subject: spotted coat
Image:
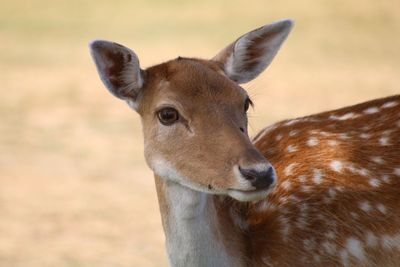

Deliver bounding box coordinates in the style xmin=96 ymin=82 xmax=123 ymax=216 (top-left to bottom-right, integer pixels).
xmin=239 ymin=95 xmax=400 ymax=266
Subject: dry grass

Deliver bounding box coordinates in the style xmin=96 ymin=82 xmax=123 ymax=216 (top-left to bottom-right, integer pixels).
xmin=0 ymin=0 xmax=399 ymax=266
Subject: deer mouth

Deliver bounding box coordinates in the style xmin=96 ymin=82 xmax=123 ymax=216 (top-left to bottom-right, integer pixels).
xmin=227 ymin=186 xmax=275 ymax=202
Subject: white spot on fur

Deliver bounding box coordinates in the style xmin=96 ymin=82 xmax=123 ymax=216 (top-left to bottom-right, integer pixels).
xmin=327 ymin=188 xmax=337 ymax=198
xmin=379 ymin=136 xmax=390 ymax=146
xmin=320 ymin=131 xmax=331 ymax=137
xmin=366 ymin=231 xmax=378 ymax=247
xmin=382 ymin=175 xmax=391 ymax=183
xmin=339 ymin=133 xmax=350 ymax=140
xmin=335 ymin=185 xmax=344 ymax=192
xmin=326 ymin=231 xmax=336 ymax=240
xmin=322 ymin=241 xmax=336 ymax=255
xmin=369 ymin=178 xmax=381 ymax=187
xmin=359 ymin=201 xmax=372 ymax=213
xmin=275 ymin=134 xmax=283 ymax=141
xmin=307 ymin=137 xmax=318 ymax=147
xmin=289 ymin=130 xmax=298 ymax=136
xmin=382 ymin=233 xmax=400 ymax=250
xmin=347 ymin=169 xmax=369 ymax=177
xmin=330 ymin=112 xmax=358 ymax=120
xmin=382 ymin=101 xmax=398 ymax=108
xmin=298 ymin=175 xmax=306 ymax=183
xmin=362 ymin=168 xmax=370 ymax=176
xmin=346 ymin=237 xmax=366 ymax=262
xmin=284 ymin=119 xmax=300 ymax=126
xmin=346 ymin=163 xmax=357 ymax=174
xmin=328 ymin=140 xmax=338 ymax=146
xmin=330 ymin=160 xmax=343 ymax=172
xmin=360 ymin=133 xmax=371 ymax=139
xmin=383 ymin=129 xmax=394 ymax=135
xmin=371 ymin=156 xmax=384 ymax=164
xmin=284 ymin=163 xmax=298 ymax=176
xmin=301 ymin=185 xmax=312 ymax=193
xmin=287 ymin=144 xmax=297 ymax=153
xmin=363 ymin=107 xmax=379 ymax=114
xmin=376 ymin=203 xmax=387 ymax=214
xmin=312 ymin=169 xmax=323 ymax=184
xmin=394 ymin=168 xmax=400 ymax=177
xmin=281 ymin=180 xmax=291 ymax=190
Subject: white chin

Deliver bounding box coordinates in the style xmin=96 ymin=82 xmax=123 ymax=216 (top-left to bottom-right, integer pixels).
xmin=227 ymin=188 xmax=272 ymax=202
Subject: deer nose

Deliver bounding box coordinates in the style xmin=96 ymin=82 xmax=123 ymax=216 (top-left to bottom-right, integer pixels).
xmin=238 ymin=165 xmax=276 ymax=190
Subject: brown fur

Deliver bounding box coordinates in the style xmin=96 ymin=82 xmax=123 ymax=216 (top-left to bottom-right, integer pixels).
xmin=246 ymin=95 xmax=400 ymax=266
xmin=90 ymin=24 xmax=400 ymax=265
xmin=139 ymin=58 xmax=265 ymax=192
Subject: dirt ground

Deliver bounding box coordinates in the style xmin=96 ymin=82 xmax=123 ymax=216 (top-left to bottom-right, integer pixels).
xmin=0 ymin=0 xmax=399 ymax=266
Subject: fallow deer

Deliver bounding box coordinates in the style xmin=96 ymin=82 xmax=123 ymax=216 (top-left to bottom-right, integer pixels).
xmin=90 ymin=19 xmax=400 ymax=267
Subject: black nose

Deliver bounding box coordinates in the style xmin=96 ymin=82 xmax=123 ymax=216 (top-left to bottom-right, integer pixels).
xmin=239 ymin=166 xmax=275 ymax=190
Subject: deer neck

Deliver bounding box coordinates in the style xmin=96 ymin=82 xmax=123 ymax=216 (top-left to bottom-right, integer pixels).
xmin=154 ymin=175 xmax=245 ymax=267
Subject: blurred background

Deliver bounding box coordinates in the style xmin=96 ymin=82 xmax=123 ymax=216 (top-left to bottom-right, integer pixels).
xmin=0 ymin=0 xmax=399 ymax=266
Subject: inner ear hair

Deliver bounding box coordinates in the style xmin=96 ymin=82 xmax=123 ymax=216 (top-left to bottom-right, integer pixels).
xmin=90 ymin=40 xmax=144 ymax=105
xmin=212 ymin=19 xmax=294 ymax=84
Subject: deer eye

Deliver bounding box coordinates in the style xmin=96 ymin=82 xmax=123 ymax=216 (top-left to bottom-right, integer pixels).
xmin=157 ymin=107 xmax=179 ymax=125
xmin=244 ymin=97 xmax=252 ymax=112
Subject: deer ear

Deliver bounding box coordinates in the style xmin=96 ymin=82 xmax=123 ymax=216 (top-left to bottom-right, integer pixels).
xmin=90 ymin=40 xmax=144 ymax=110
xmin=212 ymin=19 xmax=294 ymax=84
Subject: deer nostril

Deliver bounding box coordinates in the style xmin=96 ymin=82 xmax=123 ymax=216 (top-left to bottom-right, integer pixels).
xmin=239 ymin=166 xmax=275 ymax=190
xmin=239 ymin=166 xmax=258 ymax=182
xmin=265 ymin=167 xmax=274 ymax=179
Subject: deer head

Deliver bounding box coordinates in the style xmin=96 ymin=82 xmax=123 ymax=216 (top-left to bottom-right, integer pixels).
xmin=90 ymin=19 xmax=294 ymax=201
